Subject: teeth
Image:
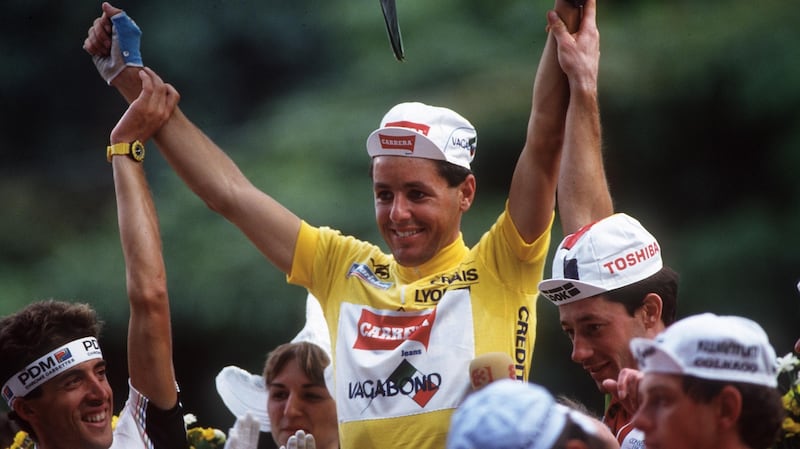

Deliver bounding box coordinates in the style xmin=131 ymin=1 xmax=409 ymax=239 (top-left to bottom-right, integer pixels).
xmin=84 ymin=412 xmax=106 ymax=423
xmin=396 ymin=230 xmax=419 ymax=238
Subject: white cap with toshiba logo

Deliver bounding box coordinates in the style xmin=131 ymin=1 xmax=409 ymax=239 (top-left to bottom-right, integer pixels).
xmin=365 ymin=102 xmax=477 ymax=170
xmin=538 ymin=213 xmax=663 ymax=306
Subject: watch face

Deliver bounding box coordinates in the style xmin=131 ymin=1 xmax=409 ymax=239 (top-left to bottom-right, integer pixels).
xmin=131 ymin=141 xmax=145 ymax=162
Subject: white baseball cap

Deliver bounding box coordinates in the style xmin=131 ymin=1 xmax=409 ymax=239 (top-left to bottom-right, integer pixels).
xmin=215 ymin=293 xmax=332 ymax=433
xmin=366 ymin=102 xmax=477 ymax=170
xmin=538 ymin=213 xmax=663 ymax=305
xmin=630 ymin=313 xmax=778 ymax=387
xmin=448 ymin=379 xmax=601 ymax=449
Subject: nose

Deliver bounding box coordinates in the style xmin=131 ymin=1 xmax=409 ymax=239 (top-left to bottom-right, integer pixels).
xmin=389 ymin=196 xmax=411 ymax=222
xmin=283 ymin=392 xmax=304 ymax=418
xmin=570 ymin=335 xmax=593 ymax=364
xmin=86 ymin=375 xmax=110 ymax=402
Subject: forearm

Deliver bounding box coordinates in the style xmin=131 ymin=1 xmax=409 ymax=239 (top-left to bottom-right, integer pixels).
xmin=153 ymin=108 xmax=301 ymax=273
xmin=111 ymin=66 xmax=144 ymax=104
xmin=508 ymin=2 xmax=581 ymax=241
xmin=558 ymin=84 xmax=612 ymax=234
xmin=112 ymin=157 xmax=178 ymax=410
xmin=526 ymin=1 xmax=582 ymax=155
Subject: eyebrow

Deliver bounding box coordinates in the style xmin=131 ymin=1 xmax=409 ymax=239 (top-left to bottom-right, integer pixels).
xmin=51 ymin=360 xmax=107 ymax=383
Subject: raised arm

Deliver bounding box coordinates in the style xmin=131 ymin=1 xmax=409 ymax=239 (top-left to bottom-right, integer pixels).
xmin=110 ymin=68 xmax=181 ymax=410
xmin=507 ymin=0 xmax=582 ymax=243
xmin=85 ymin=3 xmax=301 ymax=274
xmin=548 ymin=0 xmax=613 ymax=234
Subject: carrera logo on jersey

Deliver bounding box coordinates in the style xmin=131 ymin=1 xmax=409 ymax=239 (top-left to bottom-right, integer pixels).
xmin=347 ymin=263 xmax=392 ymax=290
xmin=541 ymin=282 xmax=582 ymax=303
xmin=379 ymin=134 xmax=416 ymax=152
xmin=347 ymin=359 xmax=440 ymax=408
xmin=353 ymin=308 xmax=435 ymax=351
xmin=385 ymin=120 xmax=431 ymax=136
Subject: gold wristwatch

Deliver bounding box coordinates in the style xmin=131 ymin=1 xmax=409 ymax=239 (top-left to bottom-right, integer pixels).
xmin=107 ymin=140 xmax=145 ymax=162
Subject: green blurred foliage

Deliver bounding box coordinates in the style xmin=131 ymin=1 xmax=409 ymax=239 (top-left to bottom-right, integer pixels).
xmin=1 ymin=0 xmax=799 ymax=432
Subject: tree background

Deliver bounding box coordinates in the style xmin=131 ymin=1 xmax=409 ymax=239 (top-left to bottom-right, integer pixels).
xmin=1 ymin=0 xmax=799 ymax=441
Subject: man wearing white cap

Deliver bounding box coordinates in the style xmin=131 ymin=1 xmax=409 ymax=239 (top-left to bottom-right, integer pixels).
xmin=538 ymin=213 xmax=679 ymax=448
xmin=83 ymin=0 xmax=601 ymax=446
xmin=630 ymin=313 xmax=784 ymax=449
xmin=447 ymin=379 xmax=620 ymax=449
xmin=0 ymin=69 xmax=186 ymax=449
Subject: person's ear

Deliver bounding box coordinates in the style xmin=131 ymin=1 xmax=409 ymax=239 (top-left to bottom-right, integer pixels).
xmin=458 ymin=175 xmax=476 ymax=211
xmin=640 ymin=293 xmax=663 ymax=331
xmin=12 ymin=398 xmax=35 ymax=421
xmin=716 ymin=385 xmax=743 ymax=430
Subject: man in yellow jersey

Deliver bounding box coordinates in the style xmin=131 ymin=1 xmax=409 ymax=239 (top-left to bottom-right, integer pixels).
xmin=83 ymin=0 xmax=599 ymax=447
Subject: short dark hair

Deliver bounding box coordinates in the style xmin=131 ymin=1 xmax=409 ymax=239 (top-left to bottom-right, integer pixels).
xmin=682 ymin=375 xmax=784 ymax=449
xmin=263 ymin=341 xmax=330 ymax=387
xmin=0 ymin=299 xmax=103 ymax=440
xmin=368 ymin=158 xmax=472 ymax=187
xmin=604 ymin=266 xmax=679 ymax=326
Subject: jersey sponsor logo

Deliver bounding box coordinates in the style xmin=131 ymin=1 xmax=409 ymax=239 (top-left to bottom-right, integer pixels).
xmin=353 ymin=308 xmax=435 ymax=351
xmin=429 ymin=268 xmax=479 ymax=286
xmin=347 ymin=359 xmax=441 ymax=408
xmin=347 ymin=263 xmax=393 ymax=290
xmin=379 ymin=134 xmax=416 ymax=152
xmin=385 ymin=120 xmax=431 ymax=136
xmin=514 ymin=306 xmax=530 ymax=380
xmin=370 ymin=258 xmax=391 ymax=279
xmin=540 ymin=282 xmax=582 ymax=303
xmin=414 ymin=286 xmax=466 ymax=304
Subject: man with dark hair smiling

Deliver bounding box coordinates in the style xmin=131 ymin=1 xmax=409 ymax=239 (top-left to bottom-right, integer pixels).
xmin=0 ymin=67 xmax=185 ymax=449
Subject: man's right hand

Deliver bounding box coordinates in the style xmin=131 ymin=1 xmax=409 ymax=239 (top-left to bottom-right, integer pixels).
xmin=602 ymin=367 xmax=643 ymax=416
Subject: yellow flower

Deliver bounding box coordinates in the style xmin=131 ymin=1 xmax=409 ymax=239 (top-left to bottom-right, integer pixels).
xmin=7 ymin=430 xmax=34 ymax=449
xmin=784 ymin=417 xmax=800 ymax=435
xmin=201 ymin=427 xmax=216 ymax=441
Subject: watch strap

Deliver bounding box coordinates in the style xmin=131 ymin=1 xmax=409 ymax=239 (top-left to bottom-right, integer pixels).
xmin=107 ymin=140 xmax=145 ymax=162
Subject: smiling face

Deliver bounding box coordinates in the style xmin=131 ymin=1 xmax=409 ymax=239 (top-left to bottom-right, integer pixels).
xmin=558 ymin=295 xmax=650 ymax=390
xmin=267 ymin=358 xmax=338 ymax=449
xmin=16 ymin=359 xmax=114 ymax=449
xmin=372 ymin=156 xmax=474 ymax=267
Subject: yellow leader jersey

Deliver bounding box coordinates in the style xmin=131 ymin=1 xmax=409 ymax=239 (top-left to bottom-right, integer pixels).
xmin=288 ymin=206 xmax=552 ymax=449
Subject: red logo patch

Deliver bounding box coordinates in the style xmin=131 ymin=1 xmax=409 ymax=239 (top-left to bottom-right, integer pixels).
xmin=385 ymin=120 xmax=430 ymax=136
xmin=354 ymin=308 xmax=435 ymax=351
xmin=379 ymin=134 xmax=416 ymax=152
